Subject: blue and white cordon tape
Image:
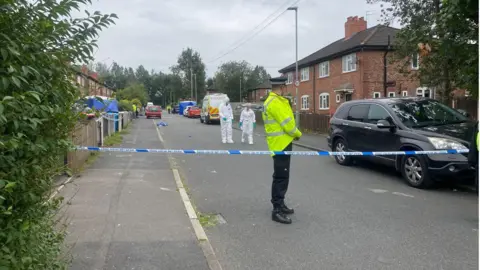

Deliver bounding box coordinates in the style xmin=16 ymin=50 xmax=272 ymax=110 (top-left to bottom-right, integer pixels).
xmin=75 ymin=146 xmax=469 ymax=156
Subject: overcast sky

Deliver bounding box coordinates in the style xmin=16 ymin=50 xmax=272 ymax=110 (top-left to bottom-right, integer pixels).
xmin=81 ymin=0 xmax=393 ymax=78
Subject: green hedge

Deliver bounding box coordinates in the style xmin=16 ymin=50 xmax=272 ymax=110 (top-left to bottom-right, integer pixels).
xmin=0 ymin=1 xmax=116 ymax=269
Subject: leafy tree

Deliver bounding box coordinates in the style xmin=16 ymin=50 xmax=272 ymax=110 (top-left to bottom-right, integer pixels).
xmin=0 ymin=0 xmax=116 ymax=268
xmin=213 ymin=61 xmax=271 ymax=101
xmin=116 ymin=83 xmax=149 ymax=106
xmin=368 ymin=0 xmax=478 ymax=101
xmin=171 ymin=48 xmax=207 ymax=102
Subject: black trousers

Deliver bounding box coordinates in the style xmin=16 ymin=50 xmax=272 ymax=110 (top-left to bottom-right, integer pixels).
xmin=271 ymin=143 xmax=293 ymax=208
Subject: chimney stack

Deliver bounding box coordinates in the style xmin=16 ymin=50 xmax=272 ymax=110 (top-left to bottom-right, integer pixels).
xmin=345 ymin=16 xmax=367 ymax=39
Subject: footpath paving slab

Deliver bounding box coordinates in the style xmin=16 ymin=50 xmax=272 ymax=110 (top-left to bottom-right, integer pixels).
xmin=58 ymin=118 xmax=209 ymax=270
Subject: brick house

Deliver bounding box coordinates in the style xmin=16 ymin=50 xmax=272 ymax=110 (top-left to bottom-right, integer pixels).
xmin=74 ymin=65 xmax=114 ymax=97
xmin=247 ymin=81 xmax=271 ymax=102
xmin=278 ymin=16 xmax=433 ymax=115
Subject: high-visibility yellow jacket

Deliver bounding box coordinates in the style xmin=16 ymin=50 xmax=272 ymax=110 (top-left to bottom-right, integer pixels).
xmin=263 ymin=92 xmax=302 ymax=154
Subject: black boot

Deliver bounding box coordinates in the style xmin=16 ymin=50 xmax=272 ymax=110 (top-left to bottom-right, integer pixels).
xmin=272 ymin=209 xmax=292 ymax=224
xmin=280 ymin=203 xmax=294 ymax=215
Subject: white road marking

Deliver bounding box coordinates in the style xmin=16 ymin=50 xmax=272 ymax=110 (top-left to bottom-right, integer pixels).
xmin=211 ymin=170 xmax=217 ymax=173
xmin=368 ymin=188 xmax=389 ymax=193
xmin=392 ymin=192 xmax=414 ymax=198
xmin=153 ymin=119 xmax=164 ymax=142
xmin=116 ymin=154 xmax=132 ymax=157
xmin=159 ymin=187 xmax=171 ymax=191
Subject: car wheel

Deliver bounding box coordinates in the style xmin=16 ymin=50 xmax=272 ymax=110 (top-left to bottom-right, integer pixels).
xmin=401 ymin=155 xmax=433 ymax=189
xmin=333 ymin=138 xmax=352 ymax=166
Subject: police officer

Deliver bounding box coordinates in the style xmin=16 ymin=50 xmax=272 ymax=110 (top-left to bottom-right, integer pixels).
xmin=263 ymin=90 xmax=302 ymax=224
xmin=468 ymin=121 xmax=478 ymax=191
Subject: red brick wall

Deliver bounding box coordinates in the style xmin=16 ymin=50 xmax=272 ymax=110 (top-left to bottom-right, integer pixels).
xmin=361 ymin=51 xmax=421 ymax=99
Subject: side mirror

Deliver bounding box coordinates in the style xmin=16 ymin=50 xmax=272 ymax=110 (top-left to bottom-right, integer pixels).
xmin=377 ymin=119 xmax=395 ymax=129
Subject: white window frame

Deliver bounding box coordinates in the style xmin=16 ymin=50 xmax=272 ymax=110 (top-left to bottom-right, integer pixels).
xmin=342 ymin=53 xmax=357 ymax=73
xmin=300 ymin=67 xmax=309 ymax=82
xmin=402 ymin=91 xmax=408 ymax=97
xmin=301 ymin=95 xmax=309 ymax=110
xmin=411 ymin=53 xmax=419 ymax=70
xmin=373 ymin=92 xmax=381 ymax=98
xmin=388 ymin=92 xmax=396 ymax=97
xmin=319 ymin=93 xmax=330 ymax=110
xmin=286 ymin=72 xmax=293 ymax=84
xmin=318 ymin=61 xmax=329 ymax=78
xmin=336 ymin=94 xmax=341 ymax=103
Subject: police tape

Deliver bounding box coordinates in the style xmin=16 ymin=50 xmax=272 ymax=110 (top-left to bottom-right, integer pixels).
xmin=75 ymin=146 xmax=469 ymax=156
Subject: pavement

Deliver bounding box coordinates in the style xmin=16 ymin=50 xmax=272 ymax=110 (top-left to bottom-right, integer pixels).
xmin=159 ymin=114 xmax=478 ymax=270
xmin=58 ymin=118 xmax=211 ymax=270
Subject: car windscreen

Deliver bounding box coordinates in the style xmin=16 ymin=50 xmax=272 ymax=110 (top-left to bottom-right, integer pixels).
xmin=388 ymin=99 xmax=469 ymax=128
xmin=148 ymin=106 xmax=161 ymax=112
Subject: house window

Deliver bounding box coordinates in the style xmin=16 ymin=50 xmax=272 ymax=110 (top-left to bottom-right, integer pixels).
xmin=373 ymin=92 xmax=381 ymax=98
xmin=388 ymin=92 xmax=395 ymax=97
xmin=411 ymin=53 xmax=419 ymax=69
xmin=336 ymin=94 xmax=341 ymax=103
xmin=342 ymin=53 xmax=357 ymax=73
xmin=402 ymin=91 xmax=408 ymax=97
xmin=300 ymin=67 xmax=309 ymax=81
xmin=286 ymin=73 xmax=293 ymax=84
xmin=319 ymin=61 xmax=329 ymax=78
xmin=301 ymin=95 xmax=309 ymax=110
xmin=319 ymin=93 xmax=330 ymax=110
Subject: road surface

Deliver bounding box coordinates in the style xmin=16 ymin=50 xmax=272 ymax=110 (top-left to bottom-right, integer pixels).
xmin=158 ymin=114 xmax=478 ymax=270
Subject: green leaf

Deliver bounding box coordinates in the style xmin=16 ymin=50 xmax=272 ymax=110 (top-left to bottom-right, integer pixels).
xmin=5 ymin=182 xmax=16 ymax=189
xmin=11 ymin=76 xmax=21 ymax=87
xmin=0 ymin=48 xmax=7 ymax=60
xmin=2 ymin=96 xmax=13 ymax=102
xmin=0 ymin=179 xmax=6 ymax=189
xmin=0 ymin=103 xmax=3 ymax=115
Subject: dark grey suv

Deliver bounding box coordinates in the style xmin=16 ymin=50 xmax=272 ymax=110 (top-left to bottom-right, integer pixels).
xmin=326 ymin=97 xmax=475 ymax=189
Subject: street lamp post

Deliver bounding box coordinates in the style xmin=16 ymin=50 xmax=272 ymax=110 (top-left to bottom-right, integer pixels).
xmin=287 ymin=6 xmax=299 ymax=127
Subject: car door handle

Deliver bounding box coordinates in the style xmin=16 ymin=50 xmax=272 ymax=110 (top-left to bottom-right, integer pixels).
xmin=363 ymin=126 xmax=372 ymax=129
xmin=342 ymin=123 xmax=349 ymax=126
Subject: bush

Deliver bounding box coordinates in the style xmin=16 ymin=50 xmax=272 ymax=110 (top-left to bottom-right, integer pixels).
xmin=118 ymin=99 xmax=133 ymax=111
xmin=0 ymin=1 xmax=116 ymax=269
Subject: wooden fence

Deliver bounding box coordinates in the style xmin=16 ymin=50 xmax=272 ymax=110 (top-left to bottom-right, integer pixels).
xmin=67 ymin=119 xmax=98 ymax=171
xmin=452 ymin=97 xmax=478 ymax=120
xmin=252 ymin=111 xmax=331 ymax=134
xmin=298 ymin=113 xmax=331 ymax=133
xmin=65 ymin=112 xmax=134 ymax=171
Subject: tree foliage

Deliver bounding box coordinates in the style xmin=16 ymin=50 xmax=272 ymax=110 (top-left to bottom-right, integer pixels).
xmin=368 ymin=0 xmax=478 ymax=101
xmin=213 ymin=61 xmax=270 ymax=102
xmin=0 ymin=0 xmax=116 ymax=268
xmin=170 ymin=48 xmax=207 ymax=102
xmin=116 ymin=83 xmax=148 ymax=106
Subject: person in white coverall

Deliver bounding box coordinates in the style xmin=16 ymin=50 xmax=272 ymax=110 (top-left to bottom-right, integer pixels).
xmin=219 ymin=97 xmax=234 ymax=143
xmin=239 ymin=103 xmax=256 ymax=144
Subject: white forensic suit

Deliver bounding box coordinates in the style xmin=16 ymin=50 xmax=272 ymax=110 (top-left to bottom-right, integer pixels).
xmin=240 ymin=107 xmax=256 ymax=144
xmin=219 ymin=99 xmax=234 ymax=143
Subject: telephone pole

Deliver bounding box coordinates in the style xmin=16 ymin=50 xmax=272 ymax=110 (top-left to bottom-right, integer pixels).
xmin=190 ymin=67 xmax=193 ymax=100
xmin=239 ymin=77 xmax=242 ymax=102
xmin=194 ymin=74 xmax=197 ymax=102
